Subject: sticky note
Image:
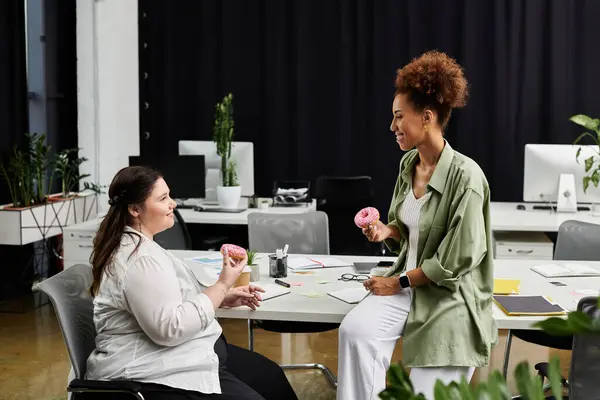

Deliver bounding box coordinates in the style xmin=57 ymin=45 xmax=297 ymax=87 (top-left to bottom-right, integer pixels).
xmin=290 ymin=282 xmax=304 ymax=287
xmin=294 ymin=271 xmax=315 ymax=275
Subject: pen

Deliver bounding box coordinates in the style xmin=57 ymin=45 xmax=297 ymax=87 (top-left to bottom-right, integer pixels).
xmin=274 ymin=279 xmax=291 ymax=288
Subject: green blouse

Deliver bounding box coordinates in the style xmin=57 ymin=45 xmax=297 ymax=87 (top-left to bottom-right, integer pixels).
xmin=383 ymin=141 xmax=498 ymax=368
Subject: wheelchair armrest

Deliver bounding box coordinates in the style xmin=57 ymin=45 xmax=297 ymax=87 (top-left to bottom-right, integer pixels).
xmin=69 ymin=378 xmax=143 ymax=392
xmin=534 ymin=362 xmax=568 ymax=385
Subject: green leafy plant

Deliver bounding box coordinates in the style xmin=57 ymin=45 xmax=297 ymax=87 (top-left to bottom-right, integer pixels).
xmin=212 ymin=93 xmax=238 ymax=187
xmin=27 ymin=132 xmax=55 ymax=203
xmin=55 ymin=149 xmax=91 ymax=198
xmin=0 ymin=146 xmax=33 ymax=207
xmin=82 ymin=182 xmax=106 ymax=194
xmin=0 ymin=132 xmax=52 ymax=208
xmin=246 ymin=249 xmax=260 ymax=266
xmin=571 ymin=114 xmax=600 ymax=192
xmin=380 ymin=296 xmax=600 ymax=399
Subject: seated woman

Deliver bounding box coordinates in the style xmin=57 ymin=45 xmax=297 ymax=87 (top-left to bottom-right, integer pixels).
xmin=85 ymin=165 xmax=297 ymax=400
xmin=336 ymin=51 xmax=498 ymax=400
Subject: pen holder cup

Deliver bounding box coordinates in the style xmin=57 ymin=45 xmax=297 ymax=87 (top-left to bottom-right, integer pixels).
xmin=269 ymin=254 xmax=288 ymax=278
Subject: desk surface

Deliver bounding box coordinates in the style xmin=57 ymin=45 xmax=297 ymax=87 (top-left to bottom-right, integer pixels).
xmin=173 ymin=250 xmax=600 ymax=330
xmin=490 ymin=202 xmax=600 ymax=232
xmin=179 ymin=202 xmax=600 ymax=231
xmin=177 ymin=200 xmax=317 ymax=225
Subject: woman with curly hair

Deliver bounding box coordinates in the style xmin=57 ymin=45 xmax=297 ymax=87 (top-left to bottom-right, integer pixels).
xmin=337 ymin=51 xmax=497 ymax=399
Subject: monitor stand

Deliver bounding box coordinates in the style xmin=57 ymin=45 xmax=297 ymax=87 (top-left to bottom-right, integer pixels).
xmin=556 ymin=173 xmax=577 ymax=213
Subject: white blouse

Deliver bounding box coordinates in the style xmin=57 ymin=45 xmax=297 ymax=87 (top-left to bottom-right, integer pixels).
xmin=85 ymin=226 xmax=223 ymax=394
xmin=400 ymin=189 xmax=432 ymax=272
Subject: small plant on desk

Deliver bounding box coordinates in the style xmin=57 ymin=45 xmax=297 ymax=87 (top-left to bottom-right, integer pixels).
xmin=246 ymin=250 xmax=260 ymax=266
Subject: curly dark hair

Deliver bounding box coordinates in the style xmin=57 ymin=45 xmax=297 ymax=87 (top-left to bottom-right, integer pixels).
xmin=395 ymin=50 xmax=468 ymax=129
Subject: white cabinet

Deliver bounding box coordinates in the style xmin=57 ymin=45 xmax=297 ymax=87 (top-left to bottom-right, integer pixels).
xmin=63 ymin=218 xmax=102 ymax=269
xmin=494 ymin=231 xmax=554 ymax=260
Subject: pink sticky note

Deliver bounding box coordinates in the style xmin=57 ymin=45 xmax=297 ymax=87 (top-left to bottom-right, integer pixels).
xmin=290 ymin=282 xmax=304 ymax=287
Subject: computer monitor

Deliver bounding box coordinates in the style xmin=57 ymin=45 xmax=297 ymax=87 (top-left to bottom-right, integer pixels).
xmin=523 ymin=144 xmax=600 ymax=204
xmin=128 ymin=155 xmax=206 ymax=200
xmin=177 ymin=141 xmax=254 ymax=198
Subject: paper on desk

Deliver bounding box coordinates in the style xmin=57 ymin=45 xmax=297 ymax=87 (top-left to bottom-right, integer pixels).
xmin=188 ymin=254 xmax=223 ymax=267
xmin=287 ymin=256 xmax=352 ymax=270
xmin=571 ymin=289 xmax=600 ymax=296
xmin=300 ymin=291 xmax=327 ymax=298
xmin=531 ymin=263 xmax=600 ymax=277
xmin=187 ymin=264 xmax=220 ymax=287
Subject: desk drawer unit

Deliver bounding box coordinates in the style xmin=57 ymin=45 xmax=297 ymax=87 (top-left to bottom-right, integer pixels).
xmin=63 ymin=232 xmax=95 ymax=268
xmin=494 ymin=231 xmax=553 ymax=260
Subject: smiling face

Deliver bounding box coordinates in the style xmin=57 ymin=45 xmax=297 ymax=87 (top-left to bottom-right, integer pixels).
xmin=128 ymin=177 xmax=177 ymax=237
xmin=390 ymin=93 xmax=431 ymax=151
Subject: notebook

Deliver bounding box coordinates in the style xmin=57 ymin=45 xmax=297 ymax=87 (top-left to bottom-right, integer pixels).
xmin=493 ymin=295 xmax=567 ymax=316
xmin=256 ymin=283 xmax=291 ymax=300
xmin=493 ymin=279 xmax=520 ymax=295
xmin=287 ymin=256 xmax=353 ymax=271
xmin=530 ymin=263 xmax=600 ymax=278
xmin=327 ymin=287 xmax=370 ymax=304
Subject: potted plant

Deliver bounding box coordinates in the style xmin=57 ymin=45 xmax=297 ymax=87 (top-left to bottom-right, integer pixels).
xmin=52 ymin=148 xmax=91 ymax=200
xmin=571 ymin=114 xmax=600 ymax=192
xmin=246 ymin=249 xmax=261 ymax=281
xmin=213 ymin=93 xmax=241 ymax=209
xmin=0 ymin=134 xmax=100 ymax=245
xmin=0 ymin=133 xmax=52 ymax=209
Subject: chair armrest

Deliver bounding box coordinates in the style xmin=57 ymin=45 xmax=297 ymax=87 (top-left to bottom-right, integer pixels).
xmin=534 ymin=362 xmax=568 ymax=385
xmin=69 ymin=378 xmax=143 ymax=392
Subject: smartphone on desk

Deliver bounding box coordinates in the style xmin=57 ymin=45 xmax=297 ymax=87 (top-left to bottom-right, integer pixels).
xmin=377 ymin=261 xmax=394 ymax=267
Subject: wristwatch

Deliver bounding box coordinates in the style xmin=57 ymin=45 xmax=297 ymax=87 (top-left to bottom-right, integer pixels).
xmin=398 ymin=273 xmax=411 ymax=289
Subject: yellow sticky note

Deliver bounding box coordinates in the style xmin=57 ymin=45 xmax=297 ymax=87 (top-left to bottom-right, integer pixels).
xmin=493 ymin=279 xmax=520 ymax=295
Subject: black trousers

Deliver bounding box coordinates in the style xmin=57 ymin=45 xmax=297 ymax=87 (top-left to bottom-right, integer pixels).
xmin=77 ymin=335 xmax=298 ymax=400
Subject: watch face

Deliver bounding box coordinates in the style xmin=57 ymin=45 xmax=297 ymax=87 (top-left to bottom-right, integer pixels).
xmin=399 ymin=275 xmax=410 ymax=288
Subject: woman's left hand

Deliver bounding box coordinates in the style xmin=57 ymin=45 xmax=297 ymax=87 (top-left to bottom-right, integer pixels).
xmin=221 ymin=285 xmax=265 ymax=310
xmin=363 ymin=277 xmax=400 ymax=296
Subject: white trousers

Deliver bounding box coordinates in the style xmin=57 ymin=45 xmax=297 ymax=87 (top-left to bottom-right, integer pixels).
xmin=337 ymin=288 xmax=475 ymax=400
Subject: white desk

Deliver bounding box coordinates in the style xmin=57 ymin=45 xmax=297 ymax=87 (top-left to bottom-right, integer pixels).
xmin=173 ymin=251 xmax=600 ymax=330
xmin=177 ymin=200 xmax=316 ymax=225
xmin=184 ymin=201 xmax=600 ymax=230
xmin=490 ymin=202 xmax=600 ymax=232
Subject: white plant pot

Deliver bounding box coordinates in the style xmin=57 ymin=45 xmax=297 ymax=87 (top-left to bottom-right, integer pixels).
xmin=217 ymin=185 xmax=241 ymax=209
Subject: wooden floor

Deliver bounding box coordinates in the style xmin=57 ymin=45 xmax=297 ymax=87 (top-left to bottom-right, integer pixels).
xmin=0 ymin=298 xmax=571 ymax=400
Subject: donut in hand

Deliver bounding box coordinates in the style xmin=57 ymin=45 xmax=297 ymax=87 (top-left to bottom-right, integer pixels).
xmin=220 ymin=244 xmax=247 ymax=261
xmin=354 ymin=207 xmax=380 ymax=229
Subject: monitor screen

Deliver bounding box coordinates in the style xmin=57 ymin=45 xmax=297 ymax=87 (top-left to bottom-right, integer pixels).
xmin=178 ymin=140 xmax=254 ymax=197
xmin=128 ymin=155 xmax=205 ymax=199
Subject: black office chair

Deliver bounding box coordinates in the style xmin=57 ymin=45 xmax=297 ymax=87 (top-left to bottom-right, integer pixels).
xmin=315 ymin=175 xmax=383 ymax=256
xmin=512 ymin=296 xmax=600 ymax=400
xmin=37 ymin=265 xmax=146 ymax=399
xmin=502 ymin=220 xmax=600 ymax=384
xmin=154 ymin=208 xmax=192 ymax=250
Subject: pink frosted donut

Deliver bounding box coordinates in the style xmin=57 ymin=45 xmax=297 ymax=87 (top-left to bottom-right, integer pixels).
xmin=220 ymin=244 xmax=247 ymax=260
xmin=354 ymin=207 xmax=380 ymax=229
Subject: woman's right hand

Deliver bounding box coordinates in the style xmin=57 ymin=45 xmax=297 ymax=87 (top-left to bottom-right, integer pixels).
xmin=217 ymin=250 xmax=248 ymax=289
xmin=362 ymin=221 xmax=392 ymax=242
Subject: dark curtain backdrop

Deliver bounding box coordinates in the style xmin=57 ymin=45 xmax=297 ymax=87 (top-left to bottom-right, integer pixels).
xmin=139 ymin=0 xmax=600 ymax=214
xmin=0 ymin=0 xmax=28 ymax=205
